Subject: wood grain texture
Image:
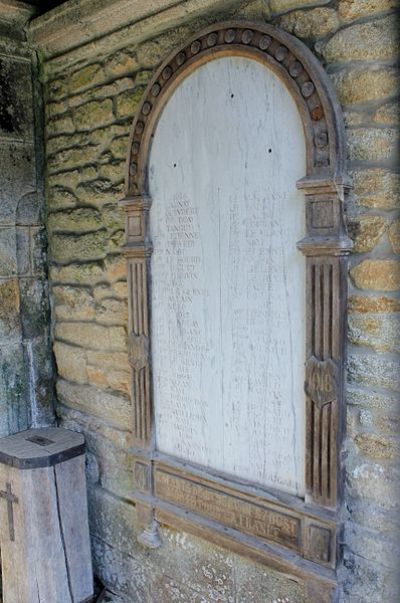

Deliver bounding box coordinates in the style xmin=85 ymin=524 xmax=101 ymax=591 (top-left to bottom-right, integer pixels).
xmin=149 ymin=56 xmax=306 ymax=496
xmin=0 ymin=443 xmax=93 ymax=603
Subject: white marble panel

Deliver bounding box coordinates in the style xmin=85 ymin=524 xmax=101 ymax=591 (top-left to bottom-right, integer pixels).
xmin=149 ymin=56 xmax=306 ymax=496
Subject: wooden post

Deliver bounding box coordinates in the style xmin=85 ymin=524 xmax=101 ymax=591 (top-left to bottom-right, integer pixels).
xmin=0 ymin=427 xmax=93 ymax=603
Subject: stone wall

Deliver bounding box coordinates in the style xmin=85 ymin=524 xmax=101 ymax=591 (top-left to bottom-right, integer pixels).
xmin=0 ymin=3 xmax=54 ymax=438
xmin=34 ymin=0 xmax=399 ymax=600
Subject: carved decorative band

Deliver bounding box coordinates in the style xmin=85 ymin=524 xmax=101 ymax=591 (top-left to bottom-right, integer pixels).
xmin=128 ymin=23 xmax=337 ymax=194
xmin=128 ymin=258 xmax=151 ymax=444
xmin=153 ymin=465 xmax=335 ymax=568
xmin=305 ymin=259 xmax=340 ymax=507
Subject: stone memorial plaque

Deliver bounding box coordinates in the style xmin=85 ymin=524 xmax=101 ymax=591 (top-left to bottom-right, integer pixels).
xmin=149 ymin=57 xmax=306 ymax=496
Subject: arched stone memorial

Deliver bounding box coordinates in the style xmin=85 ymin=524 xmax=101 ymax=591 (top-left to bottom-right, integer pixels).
xmin=120 ymin=22 xmax=351 ymax=600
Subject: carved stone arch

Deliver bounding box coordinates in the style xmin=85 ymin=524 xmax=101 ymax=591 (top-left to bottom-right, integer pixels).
xmin=125 ymin=22 xmax=348 ymax=196
xmin=120 ymin=21 xmax=351 ymax=598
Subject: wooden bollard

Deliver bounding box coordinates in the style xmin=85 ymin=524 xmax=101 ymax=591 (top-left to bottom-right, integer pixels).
xmin=0 ymin=427 xmax=93 ymax=603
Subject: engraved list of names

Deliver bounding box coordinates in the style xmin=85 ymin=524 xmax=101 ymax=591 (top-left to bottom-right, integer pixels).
xmin=149 ymin=57 xmax=306 ymax=496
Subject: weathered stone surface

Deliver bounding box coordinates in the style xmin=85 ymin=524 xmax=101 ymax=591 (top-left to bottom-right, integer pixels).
xmin=330 ymin=67 xmax=400 ymax=106
xmin=98 ymin=162 xmax=125 ymax=184
xmin=348 ymin=351 xmax=400 ymax=392
xmin=348 ymin=216 xmax=387 ymax=253
xmin=0 ymin=341 xmax=30 ymax=437
xmin=47 ymin=113 xmax=75 ymax=136
xmin=269 ymin=0 xmax=330 ymax=14
xmin=347 ymin=384 xmax=400 ymax=413
xmin=115 ymin=86 xmax=145 ymax=119
xmin=347 ymin=127 xmax=398 ymax=162
xmin=48 ymin=144 xmax=100 ymax=172
xmin=351 ymin=259 xmax=400 ymax=291
xmin=338 ymin=0 xmax=399 ymax=22
xmin=69 ymin=64 xmax=105 ymax=94
xmin=110 ymin=136 xmax=129 ymax=160
xmin=0 ymin=227 xmax=17 ymax=275
xmin=55 ymin=321 xmax=126 ymax=351
xmin=0 ymin=278 xmax=20 ymax=336
xmin=76 ymin=179 xmax=120 ymax=206
xmin=52 ymin=285 xmax=95 ymax=321
xmin=53 ymin=341 xmax=88 ymax=384
xmin=102 ymin=203 xmax=125 ymax=233
xmin=104 ymin=51 xmax=138 ymax=78
xmin=86 ymin=350 xmax=130 ymax=372
xmin=350 ymin=168 xmax=400 ymax=210
xmin=87 ymin=366 xmax=130 ymax=395
xmin=388 ymin=218 xmax=400 ymax=254
xmin=0 ymin=57 xmax=34 ymax=139
xmin=320 ymin=15 xmax=399 ymax=62
xmin=50 ymin=261 xmax=104 ymax=285
xmin=347 ymin=459 xmax=400 ymax=509
xmin=349 ymin=295 xmax=400 ymax=313
xmin=277 ymin=7 xmax=339 ymax=38
xmin=56 ymin=378 xmax=131 ymax=429
xmin=74 ymin=99 xmax=113 ymax=131
xmin=50 ymin=230 xmax=107 ymax=263
xmin=348 ymin=313 xmax=400 ymax=352
xmin=49 ymin=255 xmax=125 ymax=285
xmin=19 ymin=278 xmax=49 ymax=338
xmin=48 ymin=207 xmax=102 ymax=232
xmin=107 ymin=230 xmax=124 ymax=254
xmin=96 ymin=298 xmax=128 ymax=325
xmin=354 ymin=432 xmax=400 ymax=460
xmin=234 ymin=556 xmax=305 ymax=602
xmin=374 ymin=101 xmax=400 ymax=126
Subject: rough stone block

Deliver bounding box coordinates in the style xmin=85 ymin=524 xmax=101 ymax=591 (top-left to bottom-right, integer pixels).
xmin=0 ymin=278 xmax=20 ymax=337
xmin=104 ymin=51 xmax=139 ymax=78
xmin=55 ymin=321 xmax=126 ymax=351
xmin=50 ymin=261 xmax=105 ymax=286
xmin=110 ymin=136 xmax=129 ymax=160
xmin=349 ymin=295 xmax=400 ymax=313
xmin=53 ymin=341 xmax=88 ymax=384
xmin=374 ymin=101 xmax=400 ymax=126
xmin=348 ymin=215 xmax=387 ymax=253
xmin=16 ymin=226 xmax=31 ymax=275
xmin=96 ymin=297 xmax=128 ymax=325
xmin=350 ymin=168 xmax=400 ymax=210
xmin=48 ymin=144 xmax=100 ymax=172
xmin=0 ymin=227 xmax=17 ymax=275
xmin=348 ymin=351 xmax=400 ymax=392
xmin=53 ymin=284 xmax=95 ymax=321
xmin=347 ymin=127 xmax=398 ymax=162
xmin=350 ymin=259 xmax=400 ymax=291
xmin=50 ymin=230 xmax=107 ymax=263
xmin=388 ymin=218 xmax=400 ymax=254
xmin=114 ymin=86 xmax=145 ymax=119
xmin=47 ymin=113 xmax=75 ymax=136
xmin=0 ymin=57 xmax=34 ymax=139
xmin=19 ymin=278 xmax=49 ymax=339
xmin=0 ymin=143 xmax=36 ymax=226
xmin=276 ymin=8 xmax=339 ymax=39
xmin=47 ymin=184 xmax=79 ymax=212
xmin=349 ymin=312 xmax=400 ymax=353
xmin=74 ymin=99 xmax=113 ymax=131
xmin=269 ymin=0 xmax=330 ymax=14
xmin=330 ymin=67 xmax=400 ymax=106
xmin=69 ymin=63 xmax=105 ymax=94
xmin=48 ymin=207 xmax=102 ymax=233
xmin=56 ymin=379 xmax=131 ymax=429
xmin=338 ymin=0 xmax=399 ymax=22
xmin=319 ymin=15 xmax=399 ymax=62
xmin=354 ymin=432 xmax=400 ymax=461
xmin=86 ymin=365 xmax=130 ymax=395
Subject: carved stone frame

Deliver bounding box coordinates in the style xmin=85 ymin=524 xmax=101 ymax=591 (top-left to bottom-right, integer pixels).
xmin=121 ymin=22 xmax=351 ymax=599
